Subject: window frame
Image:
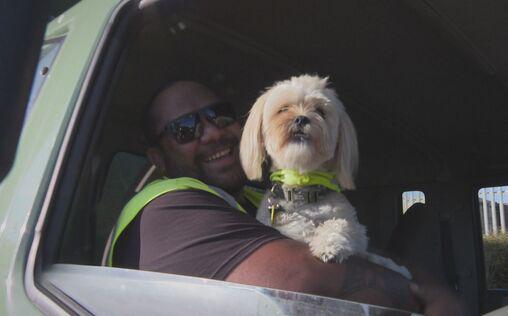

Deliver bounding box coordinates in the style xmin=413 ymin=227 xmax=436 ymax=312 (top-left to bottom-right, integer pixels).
xmin=21 ymin=1 xmax=416 ymax=314
xmin=24 ymin=36 xmax=66 ymax=124
xmin=24 ymin=0 xmax=133 ymax=313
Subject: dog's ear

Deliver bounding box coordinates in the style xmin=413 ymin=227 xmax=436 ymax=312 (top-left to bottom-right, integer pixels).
xmin=333 ymin=109 xmax=359 ymax=190
xmin=240 ymin=92 xmax=268 ymax=180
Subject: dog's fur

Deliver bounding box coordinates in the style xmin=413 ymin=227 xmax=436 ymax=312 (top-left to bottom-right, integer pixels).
xmin=240 ymin=75 xmax=411 ymax=278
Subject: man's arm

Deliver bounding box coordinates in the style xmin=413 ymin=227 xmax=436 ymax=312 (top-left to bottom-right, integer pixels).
xmin=132 ymin=190 xmax=459 ymax=313
xmin=226 ymin=239 xmax=420 ymax=312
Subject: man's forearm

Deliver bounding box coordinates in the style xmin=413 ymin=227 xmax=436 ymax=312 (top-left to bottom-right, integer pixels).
xmin=226 ymin=239 xmax=419 ymax=312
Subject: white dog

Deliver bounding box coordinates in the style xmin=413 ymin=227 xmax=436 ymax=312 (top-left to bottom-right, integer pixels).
xmin=240 ymin=75 xmax=411 ymax=278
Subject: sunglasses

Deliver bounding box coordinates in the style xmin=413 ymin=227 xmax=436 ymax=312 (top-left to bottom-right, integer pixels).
xmin=158 ymin=101 xmax=237 ymax=144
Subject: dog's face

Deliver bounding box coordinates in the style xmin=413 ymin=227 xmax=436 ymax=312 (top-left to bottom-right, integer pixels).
xmin=263 ymin=80 xmax=339 ymax=173
xmin=240 ymin=75 xmax=359 ymax=189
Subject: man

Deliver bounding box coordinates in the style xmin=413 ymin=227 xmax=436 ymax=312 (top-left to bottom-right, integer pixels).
xmin=111 ymin=81 xmax=464 ymax=314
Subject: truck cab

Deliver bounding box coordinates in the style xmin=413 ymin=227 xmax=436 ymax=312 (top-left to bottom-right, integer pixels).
xmin=1 ymin=0 xmax=507 ymax=314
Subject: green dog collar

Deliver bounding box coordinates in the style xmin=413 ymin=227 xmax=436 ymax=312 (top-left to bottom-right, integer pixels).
xmin=269 ymin=169 xmax=341 ymax=193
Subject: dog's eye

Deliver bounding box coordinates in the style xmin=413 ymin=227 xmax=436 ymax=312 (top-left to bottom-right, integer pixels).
xmin=278 ymin=106 xmax=289 ymax=114
xmin=316 ymin=108 xmax=326 ymax=118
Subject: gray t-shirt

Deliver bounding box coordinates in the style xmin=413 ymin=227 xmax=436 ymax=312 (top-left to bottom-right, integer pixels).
xmin=114 ymin=189 xmax=285 ymax=280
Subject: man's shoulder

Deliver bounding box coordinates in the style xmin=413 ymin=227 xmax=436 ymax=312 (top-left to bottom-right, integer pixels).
xmin=146 ymin=188 xmax=229 ymax=210
xmin=135 ymin=177 xmax=229 ymax=208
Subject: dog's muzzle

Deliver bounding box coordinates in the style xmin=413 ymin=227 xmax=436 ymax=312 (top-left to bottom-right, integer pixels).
xmin=293 ymin=115 xmax=310 ymax=128
xmin=289 ymin=116 xmax=311 ymax=142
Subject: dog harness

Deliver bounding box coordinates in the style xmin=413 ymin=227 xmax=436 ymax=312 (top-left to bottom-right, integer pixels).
xmin=267 ymin=169 xmax=341 ymax=223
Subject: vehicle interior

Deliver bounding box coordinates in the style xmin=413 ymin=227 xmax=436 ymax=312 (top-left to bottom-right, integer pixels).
xmin=38 ymin=0 xmax=508 ymax=314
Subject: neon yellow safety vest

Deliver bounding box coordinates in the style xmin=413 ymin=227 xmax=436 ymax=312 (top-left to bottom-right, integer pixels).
xmin=106 ymin=177 xmax=264 ymax=267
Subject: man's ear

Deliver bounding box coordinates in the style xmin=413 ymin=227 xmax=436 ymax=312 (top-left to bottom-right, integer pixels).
xmin=146 ymin=146 xmax=167 ymax=173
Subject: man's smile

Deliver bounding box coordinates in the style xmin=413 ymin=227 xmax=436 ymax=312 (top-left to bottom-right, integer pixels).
xmin=204 ymin=146 xmax=233 ymax=162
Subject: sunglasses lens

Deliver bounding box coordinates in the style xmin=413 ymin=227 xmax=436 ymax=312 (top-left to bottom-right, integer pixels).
xmin=204 ymin=102 xmax=236 ymax=127
xmin=170 ymin=113 xmax=199 ymax=144
xmin=164 ymin=102 xmax=235 ymax=144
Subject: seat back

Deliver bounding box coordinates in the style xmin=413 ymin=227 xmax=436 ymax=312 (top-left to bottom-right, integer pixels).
xmin=93 ymin=151 xmax=166 ymax=263
xmin=100 ymin=164 xmax=162 ymax=266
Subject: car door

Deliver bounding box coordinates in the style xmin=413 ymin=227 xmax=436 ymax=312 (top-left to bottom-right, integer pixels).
xmin=1 ymin=0 xmax=128 ymax=314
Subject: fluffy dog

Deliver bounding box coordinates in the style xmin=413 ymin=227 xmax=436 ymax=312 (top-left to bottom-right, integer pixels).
xmin=240 ymin=75 xmax=411 ymax=278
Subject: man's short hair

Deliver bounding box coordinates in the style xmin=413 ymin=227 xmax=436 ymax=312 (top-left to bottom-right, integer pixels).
xmin=142 ymin=80 xmax=232 ymax=146
xmin=143 ymin=81 xmax=176 ymax=146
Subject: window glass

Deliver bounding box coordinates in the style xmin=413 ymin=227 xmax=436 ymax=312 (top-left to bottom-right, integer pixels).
xmin=25 ymin=36 xmax=65 ymax=121
xmin=478 ymin=186 xmax=508 ymax=289
xmin=402 ymin=191 xmax=425 ymax=213
xmin=40 ymin=264 xmax=413 ymax=316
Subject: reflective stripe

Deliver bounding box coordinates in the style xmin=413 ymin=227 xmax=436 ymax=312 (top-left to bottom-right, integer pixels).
xmin=107 ymin=177 xmax=247 ymax=267
xmin=209 ymin=185 xmax=245 ymax=210
xmin=243 ymin=185 xmax=265 ymax=207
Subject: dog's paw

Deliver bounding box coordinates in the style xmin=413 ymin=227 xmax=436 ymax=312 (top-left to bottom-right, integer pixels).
xmin=310 ymin=242 xmax=353 ymax=263
xmin=309 ymin=218 xmax=363 ymax=263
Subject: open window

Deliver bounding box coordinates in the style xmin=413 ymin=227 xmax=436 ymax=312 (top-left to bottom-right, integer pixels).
xmin=402 ymin=190 xmax=426 ymax=213
xmin=478 ymin=186 xmax=508 ymax=310
xmin=27 ymin=1 xmax=411 ymax=314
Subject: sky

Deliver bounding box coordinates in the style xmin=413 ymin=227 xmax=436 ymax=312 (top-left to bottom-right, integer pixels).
xmin=478 ymin=186 xmax=508 ymax=204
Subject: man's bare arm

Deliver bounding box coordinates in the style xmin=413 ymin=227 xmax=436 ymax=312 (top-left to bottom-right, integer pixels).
xmin=225 ymin=239 xmax=420 ymax=312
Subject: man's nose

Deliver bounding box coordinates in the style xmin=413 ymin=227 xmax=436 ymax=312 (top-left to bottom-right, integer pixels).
xmin=294 ymin=115 xmax=310 ymax=128
xmin=199 ymin=118 xmax=222 ymax=144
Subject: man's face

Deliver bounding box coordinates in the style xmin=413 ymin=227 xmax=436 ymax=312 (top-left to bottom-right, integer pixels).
xmin=149 ymin=82 xmax=246 ymax=193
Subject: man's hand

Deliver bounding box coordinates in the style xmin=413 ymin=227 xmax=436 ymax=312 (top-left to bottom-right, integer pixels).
xmin=340 ymin=256 xmax=420 ymax=312
xmin=409 ymin=281 xmax=467 ymax=316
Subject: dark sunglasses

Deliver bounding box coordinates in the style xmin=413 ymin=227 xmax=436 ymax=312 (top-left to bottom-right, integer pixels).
xmin=158 ymin=101 xmax=237 ymax=144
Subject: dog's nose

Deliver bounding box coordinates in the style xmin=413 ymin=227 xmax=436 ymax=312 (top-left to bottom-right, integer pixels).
xmin=294 ymin=116 xmax=310 ymax=127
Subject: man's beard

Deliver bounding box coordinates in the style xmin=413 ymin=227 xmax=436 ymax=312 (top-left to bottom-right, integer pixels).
xmin=199 ymin=161 xmax=247 ymax=195
xmin=196 ymin=141 xmax=247 ymax=195
xmin=164 ymin=137 xmax=247 ymax=196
